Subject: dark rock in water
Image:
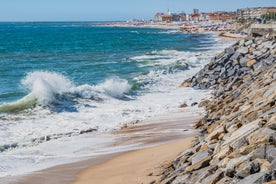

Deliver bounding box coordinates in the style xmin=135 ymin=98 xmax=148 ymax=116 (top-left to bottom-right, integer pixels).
xmin=179 ymin=103 xmax=188 ymax=108
xmin=191 ymin=102 xmax=198 ymax=106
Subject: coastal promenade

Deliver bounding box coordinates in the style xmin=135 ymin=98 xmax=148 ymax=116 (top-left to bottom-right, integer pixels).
xmin=251 ymin=23 xmax=276 ymax=38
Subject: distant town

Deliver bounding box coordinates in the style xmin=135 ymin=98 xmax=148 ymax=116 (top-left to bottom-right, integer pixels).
xmin=153 ymin=7 xmax=276 ymax=23
xmin=102 ymin=6 xmax=276 ymax=38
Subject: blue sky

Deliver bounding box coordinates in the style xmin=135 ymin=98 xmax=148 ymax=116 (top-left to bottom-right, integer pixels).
xmin=0 ymin=0 xmax=275 ymax=21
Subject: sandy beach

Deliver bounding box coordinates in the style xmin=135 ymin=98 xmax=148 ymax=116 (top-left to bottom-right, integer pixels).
xmin=73 ymin=137 xmax=194 ymax=184
xmin=7 ymin=110 xmax=202 ymax=184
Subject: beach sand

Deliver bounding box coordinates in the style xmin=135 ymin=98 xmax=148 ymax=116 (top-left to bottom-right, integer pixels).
xmin=8 ymin=111 xmax=201 ymax=184
xmin=72 ymin=136 xmax=194 ymax=184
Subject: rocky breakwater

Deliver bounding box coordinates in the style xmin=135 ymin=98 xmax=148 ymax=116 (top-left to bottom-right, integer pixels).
xmin=154 ymin=36 xmax=276 ymax=184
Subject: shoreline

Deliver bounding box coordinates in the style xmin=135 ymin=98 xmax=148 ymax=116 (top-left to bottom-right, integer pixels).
xmin=73 ymin=137 xmax=195 ymax=184
xmin=8 ymin=111 xmax=202 ymax=184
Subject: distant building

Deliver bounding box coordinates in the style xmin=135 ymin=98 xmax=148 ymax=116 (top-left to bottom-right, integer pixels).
xmin=189 ymin=13 xmax=200 ymax=22
xmin=206 ymin=11 xmax=237 ymax=22
xmin=154 ymin=11 xmax=186 ymax=22
xmin=172 ymin=13 xmax=187 ymax=21
xmin=154 ymin=13 xmax=164 ymax=22
xmin=193 ymin=9 xmax=199 ymax=14
xmin=237 ymin=7 xmax=276 ymax=20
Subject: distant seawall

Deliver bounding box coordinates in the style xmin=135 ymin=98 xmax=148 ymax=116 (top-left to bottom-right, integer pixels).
xmin=251 ymin=24 xmax=276 ymax=39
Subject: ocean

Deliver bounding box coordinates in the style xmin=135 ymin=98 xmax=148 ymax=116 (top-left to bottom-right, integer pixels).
xmin=0 ymin=22 xmax=234 ymax=180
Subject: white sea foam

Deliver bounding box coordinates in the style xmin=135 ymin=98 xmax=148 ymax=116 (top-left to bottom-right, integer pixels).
xmin=0 ymin=35 xmax=236 ymax=179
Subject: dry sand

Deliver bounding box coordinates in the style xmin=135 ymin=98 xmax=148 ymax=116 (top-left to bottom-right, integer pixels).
xmin=72 ymin=136 xmax=194 ymax=184
xmin=7 ymin=111 xmax=201 ymax=184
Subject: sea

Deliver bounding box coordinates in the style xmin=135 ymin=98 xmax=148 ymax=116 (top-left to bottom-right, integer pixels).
xmin=0 ymin=22 xmax=234 ymax=181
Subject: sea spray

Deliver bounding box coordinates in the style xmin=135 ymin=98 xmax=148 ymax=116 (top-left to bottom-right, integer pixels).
xmin=22 ymin=71 xmax=74 ymax=105
xmin=0 ymin=24 xmax=236 ymax=179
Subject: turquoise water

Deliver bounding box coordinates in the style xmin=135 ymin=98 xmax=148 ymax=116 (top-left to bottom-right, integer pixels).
xmin=0 ymin=22 xmax=214 ymax=105
xmin=0 ymin=22 xmax=234 ymax=178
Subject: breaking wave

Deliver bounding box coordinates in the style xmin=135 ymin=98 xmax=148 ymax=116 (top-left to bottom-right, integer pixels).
xmin=0 ymin=71 xmax=132 ymax=113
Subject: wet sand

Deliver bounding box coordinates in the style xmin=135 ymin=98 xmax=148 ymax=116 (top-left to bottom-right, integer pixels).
xmin=7 ymin=111 xmax=201 ymax=184
xmin=73 ymin=137 xmax=194 ymax=184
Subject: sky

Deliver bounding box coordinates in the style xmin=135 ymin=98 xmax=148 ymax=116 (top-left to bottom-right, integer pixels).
xmin=0 ymin=0 xmax=275 ymax=21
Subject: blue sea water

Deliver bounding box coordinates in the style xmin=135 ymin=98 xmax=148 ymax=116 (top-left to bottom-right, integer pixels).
xmin=0 ymin=22 xmax=215 ymax=105
xmin=0 ymin=22 xmax=234 ymax=178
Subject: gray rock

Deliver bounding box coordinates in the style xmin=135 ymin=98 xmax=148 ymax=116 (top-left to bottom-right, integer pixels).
xmin=271 ymin=159 xmax=276 ymax=170
xmin=175 ymin=163 xmax=190 ymax=174
xmin=239 ymin=57 xmax=251 ymax=67
xmin=237 ymin=47 xmax=249 ymax=55
xmin=227 ymin=67 xmax=237 ymax=77
xmin=237 ymin=172 xmax=267 ymax=184
xmin=214 ymin=66 xmax=222 ymax=72
xmin=225 ymin=47 xmax=235 ymax=55
xmin=222 ymin=119 xmax=261 ymax=147
xmin=190 ymin=149 xmax=213 ymax=165
xmin=230 ymin=136 xmax=248 ymax=149
xmin=171 ymin=175 xmax=190 ymax=184
xmin=266 ymin=145 xmax=276 ymax=162
xmin=245 ymin=40 xmax=253 ymax=46
xmin=239 ymin=39 xmax=245 ymax=46
xmin=263 ymin=85 xmax=276 ymax=98
xmin=253 ymin=50 xmax=262 ymax=56
xmin=230 ymin=52 xmax=242 ymax=61
xmin=265 ymin=55 xmax=275 ymax=65
xmin=251 ymin=144 xmax=266 ymax=159
xmin=236 ymin=162 xmax=257 ymax=178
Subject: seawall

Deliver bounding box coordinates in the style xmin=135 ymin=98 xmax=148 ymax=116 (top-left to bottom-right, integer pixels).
xmin=155 ymin=36 xmax=276 ymax=183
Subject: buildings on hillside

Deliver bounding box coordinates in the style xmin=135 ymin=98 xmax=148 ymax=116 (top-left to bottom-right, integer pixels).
xmin=237 ymin=7 xmax=276 ymax=20
xmin=154 ymin=7 xmax=276 ymax=23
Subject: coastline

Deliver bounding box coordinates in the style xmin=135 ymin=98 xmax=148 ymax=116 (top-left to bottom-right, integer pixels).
xmin=0 ymin=24 xmax=237 ymax=184
xmin=73 ymin=137 xmax=195 ymax=184
xmin=8 ymin=110 xmax=202 ymax=184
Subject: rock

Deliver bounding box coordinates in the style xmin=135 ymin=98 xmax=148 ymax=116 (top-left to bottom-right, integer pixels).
xmin=206 ymin=125 xmax=225 ymax=141
xmin=237 ymin=170 xmax=276 ymax=184
xmin=171 ymin=175 xmax=190 ymax=184
xmin=253 ymin=50 xmax=262 ymax=56
xmin=255 ymin=158 xmax=271 ymax=172
xmin=213 ymin=145 xmax=232 ymax=162
xmin=198 ymin=100 xmax=210 ymax=107
xmin=179 ymin=103 xmax=188 ymax=108
xmin=245 ymin=40 xmax=253 ymax=46
xmin=180 ymin=81 xmax=191 ymax=87
xmin=191 ymin=102 xmax=198 ymax=106
xmin=237 ymin=47 xmax=249 ymax=55
xmin=185 ymin=156 xmax=212 ymax=173
xmin=247 ymin=59 xmax=257 ymax=68
xmin=236 ymin=161 xmax=259 ymax=178
xmin=247 ymin=127 xmax=275 ymax=145
xmin=263 ymin=85 xmax=276 ymax=98
xmin=225 ymin=47 xmax=235 ymax=55
xmin=239 ymin=57 xmax=251 ymax=67
xmin=226 ymin=154 xmax=253 ymax=171
xmin=222 ymin=119 xmax=261 ymax=147
xmin=189 ymin=149 xmax=213 ymax=165
xmin=205 ymin=170 xmax=224 ymax=184
xmin=266 ymin=145 xmax=276 ymax=162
